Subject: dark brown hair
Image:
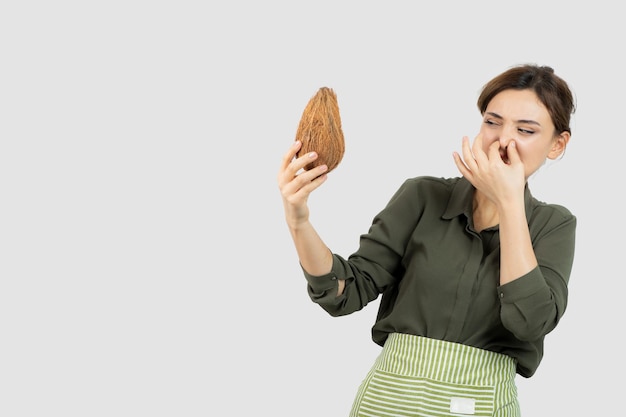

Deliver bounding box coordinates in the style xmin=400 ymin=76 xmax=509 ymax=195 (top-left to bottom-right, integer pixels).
xmin=477 ymin=64 xmax=576 ymax=136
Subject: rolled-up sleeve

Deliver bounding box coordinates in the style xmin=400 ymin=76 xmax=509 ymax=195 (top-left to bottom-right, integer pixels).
xmin=498 ymin=208 xmax=576 ymax=341
xmin=303 ymin=251 xmax=393 ymax=317
xmin=303 ymin=179 xmax=424 ymax=317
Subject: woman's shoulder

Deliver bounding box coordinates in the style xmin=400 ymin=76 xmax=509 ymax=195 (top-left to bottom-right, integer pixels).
xmin=397 ymin=176 xmax=465 ymax=197
xmin=528 ymin=194 xmax=576 ymax=226
xmin=385 ymin=176 xmax=463 ymax=207
xmin=401 ymin=175 xmax=462 ymax=188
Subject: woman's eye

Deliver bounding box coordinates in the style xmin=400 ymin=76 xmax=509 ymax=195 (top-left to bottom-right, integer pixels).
xmin=484 ymin=120 xmax=497 ymax=126
xmin=518 ymin=128 xmax=535 ymax=135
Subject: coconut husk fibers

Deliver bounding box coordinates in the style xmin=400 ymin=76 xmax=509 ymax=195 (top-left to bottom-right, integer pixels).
xmin=294 ymin=87 xmax=345 ymax=173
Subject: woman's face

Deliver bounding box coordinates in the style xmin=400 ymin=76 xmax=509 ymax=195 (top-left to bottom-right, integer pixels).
xmin=479 ymin=89 xmax=569 ymax=179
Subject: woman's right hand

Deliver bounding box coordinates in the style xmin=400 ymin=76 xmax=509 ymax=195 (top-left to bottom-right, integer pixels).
xmin=277 ymin=140 xmax=328 ymax=230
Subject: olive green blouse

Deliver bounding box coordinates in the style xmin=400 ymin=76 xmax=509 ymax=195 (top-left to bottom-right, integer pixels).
xmin=303 ymin=176 xmax=576 ymax=377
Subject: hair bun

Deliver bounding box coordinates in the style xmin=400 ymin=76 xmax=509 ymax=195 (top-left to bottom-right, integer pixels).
xmin=295 ymin=87 xmax=345 ymax=173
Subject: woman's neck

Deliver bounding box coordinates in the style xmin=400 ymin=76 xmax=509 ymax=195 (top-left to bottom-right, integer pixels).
xmin=472 ymin=191 xmax=499 ymax=232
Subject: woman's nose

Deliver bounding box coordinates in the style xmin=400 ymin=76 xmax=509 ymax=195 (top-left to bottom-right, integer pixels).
xmin=499 ymin=126 xmax=516 ymax=146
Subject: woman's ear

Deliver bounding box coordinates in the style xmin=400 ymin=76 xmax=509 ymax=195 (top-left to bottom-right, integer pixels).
xmin=548 ymin=131 xmax=571 ymax=160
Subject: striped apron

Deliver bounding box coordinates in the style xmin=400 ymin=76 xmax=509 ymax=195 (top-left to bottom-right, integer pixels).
xmin=349 ymin=333 xmax=520 ymax=417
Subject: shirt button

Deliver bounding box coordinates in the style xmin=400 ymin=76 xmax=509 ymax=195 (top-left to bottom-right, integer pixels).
xmin=331 ymin=276 xmax=337 ymax=280
xmin=500 ymin=292 xmax=504 ymax=298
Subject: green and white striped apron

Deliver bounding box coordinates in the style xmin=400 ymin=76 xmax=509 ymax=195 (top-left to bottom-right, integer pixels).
xmin=349 ymin=333 xmax=520 ymax=417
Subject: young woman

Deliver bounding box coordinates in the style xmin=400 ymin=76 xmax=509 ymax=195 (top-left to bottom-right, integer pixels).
xmin=277 ymin=64 xmax=576 ymax=416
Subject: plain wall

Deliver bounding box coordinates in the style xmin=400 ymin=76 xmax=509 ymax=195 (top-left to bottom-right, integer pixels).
xmin=1 ymin=1 xmax=622 ymax=416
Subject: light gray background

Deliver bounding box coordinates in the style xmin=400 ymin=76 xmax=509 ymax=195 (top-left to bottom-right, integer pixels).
xmin=1 ymin=1 xmax=623 ymax=416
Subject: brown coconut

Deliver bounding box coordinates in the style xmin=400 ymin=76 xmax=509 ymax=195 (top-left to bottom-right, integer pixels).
xmin=294 ymin=87 xmax=345 ymax=173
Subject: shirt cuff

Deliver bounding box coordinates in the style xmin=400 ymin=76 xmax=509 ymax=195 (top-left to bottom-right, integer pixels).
xmin=497 ymin=266 xmax=545 ymax=303
xmin=301 ymin=260 xmax=340 ymax=295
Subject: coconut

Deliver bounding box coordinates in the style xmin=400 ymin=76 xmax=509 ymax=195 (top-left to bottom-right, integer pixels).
xmin=294 ymin=87 xmax=345 ymax=173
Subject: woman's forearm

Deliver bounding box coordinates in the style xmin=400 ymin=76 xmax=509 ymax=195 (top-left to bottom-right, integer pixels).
xmin=288 ymin=220 xmax=333 ymax=276
xmin=498 ymin=201 xmax=538 ymax=285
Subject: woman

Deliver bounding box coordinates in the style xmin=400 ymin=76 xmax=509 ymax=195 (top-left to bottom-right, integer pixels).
xmin=277 ymin=64 xmax=576 ymax=416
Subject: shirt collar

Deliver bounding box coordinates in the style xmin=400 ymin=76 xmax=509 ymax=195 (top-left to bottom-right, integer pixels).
xmin=442 ymin=177 xmax=535 ymax=223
